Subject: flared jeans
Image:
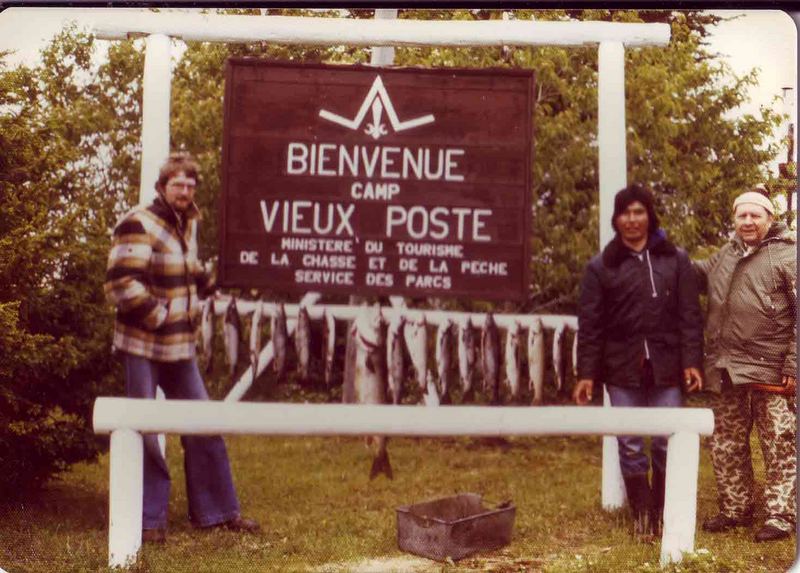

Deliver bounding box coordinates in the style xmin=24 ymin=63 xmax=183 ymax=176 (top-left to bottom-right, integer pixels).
xmin=122 ymin=352 xmax=241 ymax=530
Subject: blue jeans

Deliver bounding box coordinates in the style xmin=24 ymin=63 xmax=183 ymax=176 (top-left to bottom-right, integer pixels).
xmin=606 ymin=383 xmax=683 ymax=477
xmin=122 ymin=353 xmax=241 ymax=529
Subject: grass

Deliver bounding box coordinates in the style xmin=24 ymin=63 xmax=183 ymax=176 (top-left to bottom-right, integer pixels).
xmin=1 ymin=405 xmax=796 ymax=573
xmin=0 ymin=343 xmax=796 ymax=573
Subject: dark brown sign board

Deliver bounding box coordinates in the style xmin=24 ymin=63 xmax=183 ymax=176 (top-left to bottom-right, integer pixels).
xmin=219 ymin=59 xmax=534 ymax=301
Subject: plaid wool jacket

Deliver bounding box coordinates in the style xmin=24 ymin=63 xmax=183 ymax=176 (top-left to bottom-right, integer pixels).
xmin=105 ymin=195 xmax=212 ymax=362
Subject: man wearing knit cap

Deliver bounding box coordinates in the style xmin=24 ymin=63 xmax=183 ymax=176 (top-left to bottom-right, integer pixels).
xmin=695 ymin=188 xmax=796 ymax=542
xmin=574 ymin=183 xmax=704 ymax=537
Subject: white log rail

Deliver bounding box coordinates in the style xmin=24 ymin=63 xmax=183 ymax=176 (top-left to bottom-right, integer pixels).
xmin=89 ymin=11 xmax=669 ymax=48
xmin=93 ymin=398 xmax=713 ymax=568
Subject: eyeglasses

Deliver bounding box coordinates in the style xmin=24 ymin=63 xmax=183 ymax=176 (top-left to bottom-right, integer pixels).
xmin=167 ymin=181 xmax=197 ymax=191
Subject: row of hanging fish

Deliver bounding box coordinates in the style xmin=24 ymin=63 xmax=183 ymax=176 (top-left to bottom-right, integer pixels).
xmin=198 ymin=297 xmax=579 ymax=406
xmin=390 ymin=312 xmax=578 ymax=406
xmin=200 ymin=297 xmax=338 ymax=388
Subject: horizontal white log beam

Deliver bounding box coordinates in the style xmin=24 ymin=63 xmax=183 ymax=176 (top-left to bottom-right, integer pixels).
xmin=208 ymin=298 xmax=578 ymax=331
xmin=93 ymin=399 xmax=714 ymax=437
xmin=88 ymin=11 xmax=669 ymax=47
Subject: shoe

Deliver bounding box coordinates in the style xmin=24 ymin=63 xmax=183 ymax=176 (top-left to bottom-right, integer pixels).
xmin=213 ymin=516 xmax=261 ymax=533
xmin=754 ymin=524 xmax=791 ymax=542
xmin=702 ymin=514 xmax=752 ymax=533
xmin=142 ymin=528 xmax=166 ymax=543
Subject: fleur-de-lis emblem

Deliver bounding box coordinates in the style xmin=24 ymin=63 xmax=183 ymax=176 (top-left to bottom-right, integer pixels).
xmin=365 ymin=99 xmax=389 ymax=140
xmin=319 ymin=76 xmax=434 ymax=140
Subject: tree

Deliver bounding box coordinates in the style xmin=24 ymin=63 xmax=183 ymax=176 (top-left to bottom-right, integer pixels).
xmin=0 ymin=27 xmax=144 ymax=497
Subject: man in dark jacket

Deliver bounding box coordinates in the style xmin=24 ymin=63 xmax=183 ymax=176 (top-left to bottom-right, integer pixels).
xmin=573 ymin=184 xmax=704 ymax=536
xmin=695 ymin=190 xmax=796 ymax=542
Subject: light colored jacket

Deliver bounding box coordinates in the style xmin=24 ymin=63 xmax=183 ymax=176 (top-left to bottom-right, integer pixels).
xmin=104 ymin=196 xmax=211 ymax=362
xmin=694 ymin=222 xmax=796 ymax=392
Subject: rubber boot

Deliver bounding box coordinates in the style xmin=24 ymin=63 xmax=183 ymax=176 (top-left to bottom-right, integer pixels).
xmin=623 ymin=473 xmax=652 ymax=538
xmin=650 ymin=467 xmax=665 ymax=536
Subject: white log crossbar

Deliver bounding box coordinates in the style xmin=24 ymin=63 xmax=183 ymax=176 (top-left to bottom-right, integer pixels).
xmin=93 ymin=398 xmax=712 ymax=568
xmin=90 ymin=11 xmax=670 ymax=48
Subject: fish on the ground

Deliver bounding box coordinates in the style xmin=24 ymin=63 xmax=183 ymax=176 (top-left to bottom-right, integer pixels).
xmin=481 ymin=313 xmax=501 ymax=404
xmin=435 ymin=318 xmax=454 ymax=403
xmin=273 ymin=303 xmax=289 ymax=379
xmin=201 ymin=297 xmax=215 ymax=374
xmin=249 ymin=298 xmax=263 ymax=381
xmin=552 ymin=323 xmax=567 ymax=394
xmin=423 ymin=370 xmax=440 ymax=407
xmin=504 ymin=320 xmax=522 ymax=402
xmin=403 ymin=315 xmax=428 ymax=392
xmin=352 ymin=304 xmax=392 ymax=480
xmin=295 ymin=305 xmax=311 ymax=383
xmin=527 ymin=317 xmax=545 ymax=405
xmin=386 ymin=313 xmax=405 ymax=405
xmin=322 ymin=309 xmax=336 ymax=387
xmin=457 ymin=316 xmax=476 ymax=401
xmin=223 ymin=297 xmax=241 ymax=380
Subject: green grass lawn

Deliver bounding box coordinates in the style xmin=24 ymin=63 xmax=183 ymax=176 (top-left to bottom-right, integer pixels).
xmin=1 ymin=421 xmax=795 ymax=573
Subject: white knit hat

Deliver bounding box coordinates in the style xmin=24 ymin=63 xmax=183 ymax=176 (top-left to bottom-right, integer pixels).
xmin=733 ymin=191 xmax=774 ymax=215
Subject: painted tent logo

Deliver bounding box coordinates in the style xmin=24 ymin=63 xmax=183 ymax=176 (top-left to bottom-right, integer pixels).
xmin=319 ymin=75 xmax=435 ymax=140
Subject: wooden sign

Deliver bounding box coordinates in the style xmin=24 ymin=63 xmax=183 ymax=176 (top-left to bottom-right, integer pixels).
xmin=219 ymin=59 xmax=534 ymax=300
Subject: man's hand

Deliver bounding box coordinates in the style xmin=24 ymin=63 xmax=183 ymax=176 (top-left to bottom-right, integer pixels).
xmin=683 ymin=367 xmax=703 ymax=393
xmin=573 ymin=379 xmax=594 ymax=405
xmin=783 ymin=376 xmax=796 ymax=395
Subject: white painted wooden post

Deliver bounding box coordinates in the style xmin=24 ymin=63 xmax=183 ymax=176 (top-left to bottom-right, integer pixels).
xmin=139 ymin=32 xmax=172 ymax=457
xmin=139 ymin=33 xmax=172 ymax=206
xmin=108 ymin=429 xmax=143 ymax=568
xmin=370 ymin=9 xmax=397 ymax=66
xmin=597 ymin=41 xmax=628 ymax=510
xmin=660 ymin=431 xmax=701 ymax=566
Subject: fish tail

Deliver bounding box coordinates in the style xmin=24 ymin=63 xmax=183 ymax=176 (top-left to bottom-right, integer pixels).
xmin=369 ymin=447 xmax=393 ymax=480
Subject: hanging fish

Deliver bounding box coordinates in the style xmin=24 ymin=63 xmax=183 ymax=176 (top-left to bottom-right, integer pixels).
xmin=552 ymin=323 xmax=567 ymax=394
xmin=435 ymin=318 xmax=454 ymax=403
xmin=423 ymin=370 xmax=440 ymax=407
xmin=403 ymin=315 xmax=428 ymax=391
xmin=201 ymin=297 xmax=215 ymax=374
xmin=249 ymin=298 xmax=263 ymax=381
xmin=223 ymin=297 xmax=241 ymax=380
xmin=386 ymin=313 xmax=405 ymax=405
xmin=457 ymin=316 xmax=476 ymax=401
xmin=481 ymin=313 xmax=501 ymax=404
xmin=321 ymin=309 xmax=336 ymax=388
xmin=527 ymin=317 xmax=545 ymax=405
xmin=295 ymin=305 xmax=311 ymax=383
xmin=352 ymin=304 xmax=392 ymax=480
xmin=504 ymin=320 xmax=522 ymax=402
xmin=273 ymin=303 xmax=288 ymax=379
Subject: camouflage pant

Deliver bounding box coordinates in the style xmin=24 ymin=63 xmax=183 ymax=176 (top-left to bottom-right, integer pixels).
xmin=709 ymin=383 xmax=796 ymax=531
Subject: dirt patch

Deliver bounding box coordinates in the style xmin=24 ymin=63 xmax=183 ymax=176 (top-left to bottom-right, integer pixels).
xmin=311 ymin=555 xmax=439 ymax=572
xmin=312 ymin=555 xmax=547 ymax=572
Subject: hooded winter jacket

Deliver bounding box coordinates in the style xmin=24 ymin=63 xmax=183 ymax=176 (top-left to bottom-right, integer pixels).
xmin=105 ymin=195 xmax=212 ymax=362
xmin=577 ymin=231 xmax=704 ymax=388
xmin=694 ymin=222 xmax=796 ymax=392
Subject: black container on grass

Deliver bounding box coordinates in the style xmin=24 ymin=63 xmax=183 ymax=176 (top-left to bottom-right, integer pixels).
xmin=396 ymin=493 xmax=515 ymax=561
